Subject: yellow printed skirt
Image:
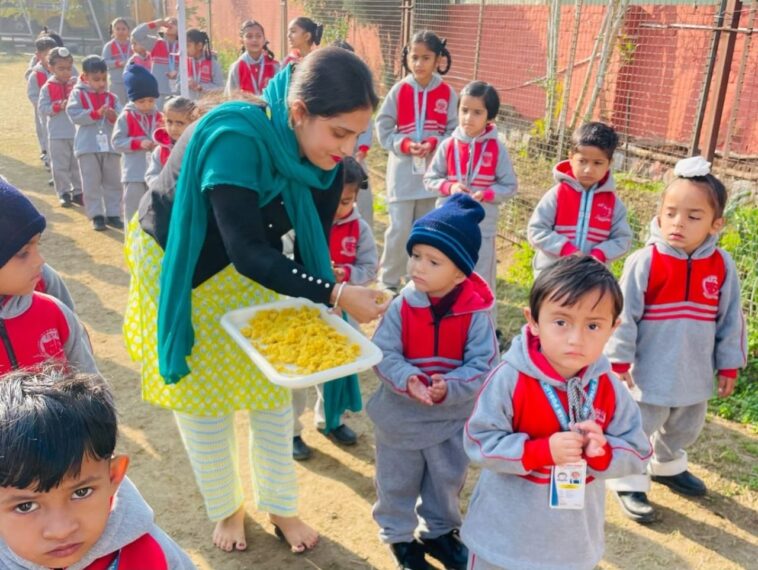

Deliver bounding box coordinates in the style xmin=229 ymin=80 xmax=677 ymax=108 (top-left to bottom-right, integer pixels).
xmin=123 ymin=218 xmax=289 ymax=415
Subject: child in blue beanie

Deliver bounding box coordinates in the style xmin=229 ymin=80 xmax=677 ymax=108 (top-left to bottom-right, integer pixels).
xmin=367 ymin=193 xmax=499 ymax=570
xmin=0 ymin=178 xmax=97 ymax=374
xmin=112 ymin=63 xmax=163 ymax=223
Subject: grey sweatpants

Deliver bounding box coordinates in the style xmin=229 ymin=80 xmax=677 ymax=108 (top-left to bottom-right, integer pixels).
xmin=292 ymin=386 xmax=330 ymax=436
xmin=123 ymin=181 xmax=148 ymax=223
xmin=34 ymin=107 xmax=47 ymax=154
xmin=477 ymin=235 xmax=498 ymax=322
xmin=373 ymin=430 xmax=468 ymax=544
xmin=49 ymin=138 xmax=82 ymax=198
xmin=607 ymin=400 xmax=708 ymax=492
xmin=379 ymin=198 xmax=436 ymax=290
xmin=78 ymin=153 xmax=122 ymax=220
xmin=357 ymin=184 xmax=374 ymax=230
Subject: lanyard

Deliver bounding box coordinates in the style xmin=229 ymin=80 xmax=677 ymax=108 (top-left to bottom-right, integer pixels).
xmin=190 ymin=58 xmax=201 ymax=84
xmin=247 ymin=56 xmax=266 ymax=94
xmin=85 ymin=91 xmax=108 ymax=131
xmin=135 ymin=111 xmax=153 ymax=137
xmin=114 ymin=41 xmax=130 ymax=61
xmin=453 ymin=138 xmax=488 ymax=188
xmin=167 ymin=40 xmax=178 ymax=72
xmin=413 ymin=83 xmax=429 ymax=143
xmin=540 ymin=378 xmax=598 ymax=432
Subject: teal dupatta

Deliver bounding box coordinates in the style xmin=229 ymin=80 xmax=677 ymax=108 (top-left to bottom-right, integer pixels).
xmin=156 ymin=64 xmax=361 ymax=430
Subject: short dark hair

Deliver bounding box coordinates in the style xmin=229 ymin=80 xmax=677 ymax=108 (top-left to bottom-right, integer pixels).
xmin=331 ymin=39 xmax=354 ymax=52
xmin=529 ymin=256 xmax=623 ymax=322
xmin=37 ymin=27 xmax=63 ymax=47
xmin=35 ymin=37 xmax=57 ymax=53
xmin=571 ymin=122 xmax=619 ymax=160
xmin=288 ymin=47 xmax=379 ymax=117
xmin=665 ymin=174 xmax=728 ymax=220
xmin=342 ymin=156 xmax=365 ymax=188
xmin=0 ymin=368 xmax=118 ymax=492
xmin=461 ymin=80 xmax=500 ymax=120
xmin=82 ymin=55 xmax=108 ymax=74
xmin=291 ymin=17 xmax=324 ymax=46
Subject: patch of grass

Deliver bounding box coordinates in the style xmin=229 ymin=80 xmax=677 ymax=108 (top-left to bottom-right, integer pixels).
xmin=615 ymin=171 xmax=665 ymax=194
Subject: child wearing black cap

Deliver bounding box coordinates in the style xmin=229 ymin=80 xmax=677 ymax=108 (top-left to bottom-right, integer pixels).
xmin=112 ymin=63 xmax=163 ymax=222
xmin=0 ymin=179 xmax=97 ymax=374
xmin=367 ymin=193 xmax=499 ymax=570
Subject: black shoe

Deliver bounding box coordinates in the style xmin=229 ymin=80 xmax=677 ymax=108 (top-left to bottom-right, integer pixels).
xmin=59 ymin=193 xmax=72 ymax=207
xmin=91 ymin=216 xmax=107 ymax=231
xmin=71 ymin=193 xmax=84 ymax=206
xmin=292 ymin=436 xmax=312 ymax=461
xmin=615 ymin=491 xmax=657 ymax=524
xmin=106 ymin=216 xmax=124 ymax=230
xmin=389 ymin=541 xmax=432 ymax=570
xmin=652 ymin=470 xmax=707 ymax=497
xmin=422 ymin=529 xmax=468 ymax=570
xmin=323 ymin=423 xmax=357 ymax=446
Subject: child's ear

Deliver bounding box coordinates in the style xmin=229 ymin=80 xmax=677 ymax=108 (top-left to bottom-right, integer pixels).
xmin=108 ymin=454 xmax=130 ymax=489
xmin=454 ymin=270 xmax=467 ymax=286
xmin=611 ymin=317 xmax=621 ymax=333
xmin=523 ymin=307 xmax=539 ymax=335
xmin=710 ymin=217 xmax=725 ymax=235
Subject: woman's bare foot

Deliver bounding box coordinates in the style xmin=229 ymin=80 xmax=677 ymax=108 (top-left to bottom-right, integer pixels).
xmin=213 ymin=505 xmax=247 ymax=552
xmin=270 ymin=514 xmax=319 ymax=554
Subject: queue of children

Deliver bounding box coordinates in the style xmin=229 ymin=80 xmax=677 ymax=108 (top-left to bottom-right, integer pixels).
xmin=9 ymin=11 xmax=748 ymax=570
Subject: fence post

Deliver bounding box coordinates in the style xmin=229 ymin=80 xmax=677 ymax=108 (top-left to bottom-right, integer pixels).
xmin=280 ymin=0 xmax=288 ymax=59
xmin=701 ymin=0 xmax=743 ymax=161
xmin=472 ymin=0 xmax=485 ymax=80
xmin=401 ymin=0 xmax=413 ymax=48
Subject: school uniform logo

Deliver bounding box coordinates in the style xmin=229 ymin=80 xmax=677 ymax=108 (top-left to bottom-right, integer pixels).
xmin=593 ymin=408 xmax=607 ymax=425
xmin=340 ymin=236 xmax=358 ymax=257
xmin=434 ymin=98 xmax=448 ymax=116
xmin=38 ymin=329 xmax=63 ymax=358
xmin=702 ymin=275 xmax=721 ymax=300
xmin=481 ymin=151 xmax=494 ymax=168
xmin=595 ymin=202 xmax=613 ymax=223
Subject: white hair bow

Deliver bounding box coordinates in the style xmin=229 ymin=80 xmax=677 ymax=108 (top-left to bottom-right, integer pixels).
xmin=674 ymin=156 xmax=711 ymax=178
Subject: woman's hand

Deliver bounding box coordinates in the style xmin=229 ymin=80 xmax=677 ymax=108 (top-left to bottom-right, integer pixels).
xmin=332 ymin=285 xmax=390 ymax=323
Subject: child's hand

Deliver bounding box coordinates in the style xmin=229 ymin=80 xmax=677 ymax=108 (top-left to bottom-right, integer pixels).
xmin=717 ymin=374 xmax=737 ymax=398
xmin=333 ymin=266 xmax=346 ymax=283
xmin=167 ymin=71 xmax=178 ymax=79
xmin=140 ymin=139 xmax=156 ymax=150
xmin=472 ymin=191 xmax=485 ymax=201
xmin=408 ymin=142 xmax=423 ymax=156
xmin=549 ymin=431 xmax=584 ymax=464
xmin=617 ymin=371 xmax=635 ymax=389
xmin=573 ymin=420 xmax=607 ymax=458
xmin=407 ymin=375 xmax=433 ymax=406
xmin=450 ymin=183 xmax=470 ymax=195
xmin=188 ymin=80 xmax=199 ymax=91
xmin=418 ymin=141 xmax=433 ymax=158
xmin=355 ymin=149 xmax=367 ymax=162
xmin=428 ymin=374 xmax=447 ymax=403
xmin=104 ymin=108 xmax=117 ymax=121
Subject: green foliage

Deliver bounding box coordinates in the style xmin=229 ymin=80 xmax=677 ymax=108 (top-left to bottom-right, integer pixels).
xmin=216 ymin=46 xmax=239 ymax=76
xmin=709 ymin=378 xmax=758 ymax=425
xmin=614 ymin=171 xmax=664 ymax=195
xmin=505 ymin=241 xmax=535 ymax=289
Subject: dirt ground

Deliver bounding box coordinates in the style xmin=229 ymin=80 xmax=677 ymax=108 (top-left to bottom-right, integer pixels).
xmin=1 ymin=53 xmax=756 ymax=570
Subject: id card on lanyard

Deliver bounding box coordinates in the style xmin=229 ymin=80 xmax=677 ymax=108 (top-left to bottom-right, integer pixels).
xmin=136 ymin=111 xmax=153 ymax=141
xmin=114 ymin=41 xmax=130 ymax=63
xmin=248 ymin=58 xmax=266 ymax=94
xmin=454 ymin=139 xmax=488 ymax=189
xmin=86 ymin=92 xmax=111 ymax=152
xmin=412 ymin=84 xmax=429 ymax=175
xmin=541 ymin=378 xmax=598 ymax=510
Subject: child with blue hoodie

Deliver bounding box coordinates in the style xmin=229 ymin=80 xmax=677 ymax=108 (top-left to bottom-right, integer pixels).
xmin=461 ymin=256 xmax=651 ymax=570
xmin=369 ymin=194 xmax=498 ymax=570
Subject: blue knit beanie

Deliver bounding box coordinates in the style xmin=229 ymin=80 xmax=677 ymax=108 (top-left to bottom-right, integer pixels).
xmin=406 ymin=194 xmax=484 ymax=275
xmin=124 ymin=63 xmax=159 ymax=101
xmin=0 ymin=179 xmax=46 ymax=268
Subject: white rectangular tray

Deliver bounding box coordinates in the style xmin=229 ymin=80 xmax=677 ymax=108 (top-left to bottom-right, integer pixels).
xmin=221 ymin=298 xmax=383 ymax=389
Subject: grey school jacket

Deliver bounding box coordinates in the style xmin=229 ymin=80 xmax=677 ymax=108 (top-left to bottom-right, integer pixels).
xmin=461 ymin=330 xmax=651 ymax=570
xmin=367 ymin=274 xmax=498 ymax=450
xmin=0 ymin=478 xmax=196 ymax=570
xmin=66 ymin=80 xmax=122 ymax=157
xmin=102 ymin=38 xmax=132 ymax=90
xmin=112 ymin=102 xmax=162 ymax=183
xmin=425 ymin=125 xmax=518 ymax=237
xmin=527 ymin=160 xmax=632 ymax=273
xmin=375 ymin=74 xmax=458 ymax=203
xmin=605 ymin=218 xmax=747 ymax=407
xmin=37 ymin=77 xmax=77 ymax=139
xmin=131 ymin=22 xmax=177 ymax=96
xmin=331 ymin=207 xmax=378 ymax=286
xmin=40 ymin=263 xmax=75 ymax=311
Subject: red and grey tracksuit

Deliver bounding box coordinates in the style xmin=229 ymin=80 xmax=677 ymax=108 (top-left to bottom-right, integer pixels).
xmin=225 ymin=52 xmax=280 ymax=96
xmin=368 ymin=274 xmax=498 ymax=544
xmin=102 ymin=39 xmax=133 ymax=104
xmin=605 ymin=218 xmax=746 ymax=492
xmin=527 ymin=160 xmax=632 ymax=275
xmin=131 ymin=23 xmax=179 ymax=106
xmin=461 ymin=328 xmax=651 ymax=570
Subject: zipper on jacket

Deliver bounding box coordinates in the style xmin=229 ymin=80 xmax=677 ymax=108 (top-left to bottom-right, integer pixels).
xmin=433 ymin=317 xmax=441 ymax=356
xmin=0 ymin=319 xmax=19 ymax=370
xmin=684 ymin=255 xmax=693 ymax=301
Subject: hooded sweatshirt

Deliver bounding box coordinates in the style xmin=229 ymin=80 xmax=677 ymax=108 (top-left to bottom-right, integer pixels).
xmin=605 ymin=218 xmax=747 ymax=407
xmin=34 ymin=263 xmax=75 ymax=312
xmin=186 ymin=55 xmax=224 ymax=101
xmin=527 ymin=160 xmax=632 ymax=273
xmin=26 ymin=62 xmax=51 ymax=109
xmin=461 ymin=328 xmax=651 ymax=570
xmin=102 ymin=38 xmax=133 ymax=91
xmin=66 ymin=78 xmax=121 ymax=157
xmin=329 ymin=207 xmax=378 ymax=286
xmin=0 ymin=292 xmax=96 ymax=375
xmin=131 ymin=23 xmax=178 ymax=96
xmin=0 ymin=478 xmax=196 ymax=570
xmin=226 ymin=51 xmax=280 ymax=96
xmin=425 ymin=124 xmax=518 ymax=237
xmin=112 ymin=102 xmax=163 ymax=183
xmin=375 ymin=73 xmax=458 ymax=203
xmin=367 ymin=273 xmax=498 ymax=449
xmin=38 ymin=76 xmax=77 ymax=139
xmin=144 ymin=126 xmax=173 ymax=190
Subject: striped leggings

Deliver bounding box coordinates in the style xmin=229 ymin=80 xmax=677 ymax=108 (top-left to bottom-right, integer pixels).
xmin=174 ymin=406 xmax=298 ymax=522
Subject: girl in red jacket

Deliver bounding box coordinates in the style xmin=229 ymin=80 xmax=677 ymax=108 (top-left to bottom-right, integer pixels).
xmin=226 ymin=20 xmax=280 ymax=96
xmin=282 ymin=17 xmax=324 ymax=66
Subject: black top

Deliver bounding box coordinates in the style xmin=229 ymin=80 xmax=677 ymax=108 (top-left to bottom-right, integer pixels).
xmin=139 ymin=176 xmax=342 ymax=305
